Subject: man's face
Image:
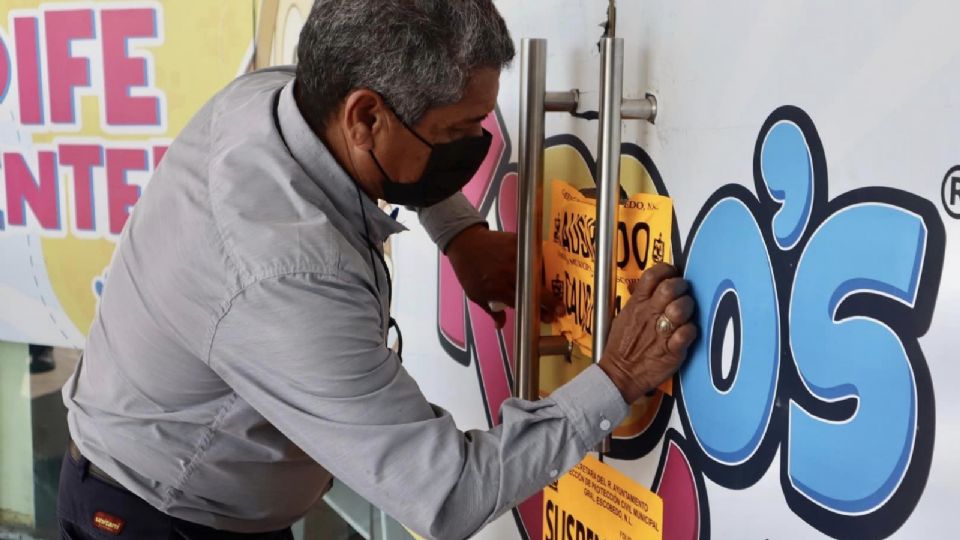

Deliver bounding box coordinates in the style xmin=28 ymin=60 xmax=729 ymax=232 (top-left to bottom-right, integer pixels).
xmin=372 ymin=67 xmax=500 ymax=184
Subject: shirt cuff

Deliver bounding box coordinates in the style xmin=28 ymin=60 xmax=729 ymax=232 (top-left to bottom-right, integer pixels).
xmin=549 ymin=364 xmax=631 ymax=451
xmin=416 ymin=192 xmax=488 ymax=252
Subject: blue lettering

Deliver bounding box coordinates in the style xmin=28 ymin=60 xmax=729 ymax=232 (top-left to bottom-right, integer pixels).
xmin=681 ymin=197 xmax=780 ymax=464
xmin=788 ymin=203 xmax=925 ymax=513
xmin=761 ymin=121 xmax=814 ymax=250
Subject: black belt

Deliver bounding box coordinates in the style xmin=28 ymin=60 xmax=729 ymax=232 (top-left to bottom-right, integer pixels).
xmin=69 ymin=439 xmax=127 ymax=491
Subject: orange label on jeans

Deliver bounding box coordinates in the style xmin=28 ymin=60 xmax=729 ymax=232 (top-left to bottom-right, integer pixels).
xmin=93 ymin=511 xmax=125 ymax=535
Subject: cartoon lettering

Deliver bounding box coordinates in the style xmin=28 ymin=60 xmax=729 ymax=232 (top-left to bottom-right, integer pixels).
xmin=0 ymin=28 xmax=11 ymax=104
xmin=101 ymin=8 xmax=161 ymax=126
xmin=45 ymin=9 xmax=95 ymax=125
xmin=680 ymin=196 xmax=780 ymax=465
xmin=13 ymin=15 xmax=43 ymax=125
xmin=3 ymin=150 xmax=60 ymax=230
xmin=789 ymin=204 xmax=925 ymax=513
xmin=59 ymin=144 xmax=103 ymax=232
xmin=105 ymin=148 xmax=146 ymax=234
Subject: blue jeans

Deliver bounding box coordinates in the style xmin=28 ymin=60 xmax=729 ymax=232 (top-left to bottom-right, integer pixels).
xmin=57 ymin=450 xmax=293 ymax=539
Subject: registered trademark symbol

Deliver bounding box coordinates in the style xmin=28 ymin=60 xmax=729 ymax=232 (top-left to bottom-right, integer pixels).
xmin=943 ymin=165 xmax=960 ymax=219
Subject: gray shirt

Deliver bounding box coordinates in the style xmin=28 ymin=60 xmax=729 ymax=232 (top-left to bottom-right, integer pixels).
xmin=63 ymin=67 xmax=629 ymax=539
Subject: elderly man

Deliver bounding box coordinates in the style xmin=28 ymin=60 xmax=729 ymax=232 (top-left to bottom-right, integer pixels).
xmin=58 ymin=1 xmax=697 ymax=539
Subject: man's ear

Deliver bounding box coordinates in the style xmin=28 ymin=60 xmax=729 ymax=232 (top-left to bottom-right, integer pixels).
xmin=341 ymin=89 xmax=387 ymax=152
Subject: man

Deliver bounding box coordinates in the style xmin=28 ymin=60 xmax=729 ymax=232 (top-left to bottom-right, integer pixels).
xmin=58 ymin=1 xmax=698 ymax=539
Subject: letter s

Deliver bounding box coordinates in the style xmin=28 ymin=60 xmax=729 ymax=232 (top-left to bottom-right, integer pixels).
xmin=789 ymin=203 xmax=925 ymax=513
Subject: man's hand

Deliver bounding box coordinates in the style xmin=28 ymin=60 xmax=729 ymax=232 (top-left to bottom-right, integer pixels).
xmin=446 ymin=224 xmax=562 ymax=328
xmin=599 ymin=263 xmax=698 ymax=404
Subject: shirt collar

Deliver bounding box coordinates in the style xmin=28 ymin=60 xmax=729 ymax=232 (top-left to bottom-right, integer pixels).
xmin=275 ymin=80 xmax=406 ymax=244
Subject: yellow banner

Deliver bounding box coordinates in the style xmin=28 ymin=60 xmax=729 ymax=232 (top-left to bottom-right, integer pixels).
xmin=544 ymin=455 xmax=663 ymax=540
xmin=0 ymin=1 xmax=254 ymax=346
xmin=544 ymin=179 xmax=674 ymax=393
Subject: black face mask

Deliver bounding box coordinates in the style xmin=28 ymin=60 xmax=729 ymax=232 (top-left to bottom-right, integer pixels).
xmin=368 ymin=116 xmax=492 ymax=208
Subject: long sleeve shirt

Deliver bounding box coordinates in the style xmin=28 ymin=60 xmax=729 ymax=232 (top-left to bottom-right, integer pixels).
xmin=62 ymin=66 xmax=629 ymax=539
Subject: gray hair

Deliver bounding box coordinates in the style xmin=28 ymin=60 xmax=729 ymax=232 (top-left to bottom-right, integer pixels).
xmin=295 ymin=0 xmax=515 ymax=128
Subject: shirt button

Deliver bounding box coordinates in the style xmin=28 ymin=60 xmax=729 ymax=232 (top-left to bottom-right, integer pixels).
xmin=600 ymin=419 xmax=612 ymax=431
xmin=550 ymin=469 xmax=559 ymax=478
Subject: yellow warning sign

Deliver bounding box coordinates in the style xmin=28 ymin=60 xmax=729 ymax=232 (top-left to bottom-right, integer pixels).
xmin=544 ymin=179 xmax=674 ymax=393
xmin=544 ymin=455 xmax=663 ymax=540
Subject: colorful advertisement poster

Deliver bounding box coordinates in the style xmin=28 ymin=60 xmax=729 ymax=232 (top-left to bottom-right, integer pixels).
xmin=0 ymin=1 xmax=254 ymax=347
xmin=394 ymin=3 xmax=960 ymax=538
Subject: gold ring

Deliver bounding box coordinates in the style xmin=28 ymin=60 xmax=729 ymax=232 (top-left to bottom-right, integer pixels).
xmin=656 ymin=315 xmax=675 ymax=336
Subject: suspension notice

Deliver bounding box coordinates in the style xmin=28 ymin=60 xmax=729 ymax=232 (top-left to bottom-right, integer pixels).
xmin=543 ymin=179 xmax=674 ymax=393
xmin=544 ymin=455 xmax=663 ymax=540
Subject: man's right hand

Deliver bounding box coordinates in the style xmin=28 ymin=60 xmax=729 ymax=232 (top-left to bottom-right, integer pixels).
xmin=599 ymin=263 xmax=698 ymax=404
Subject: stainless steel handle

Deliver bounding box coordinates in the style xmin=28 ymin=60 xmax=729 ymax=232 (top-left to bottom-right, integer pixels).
xmin=514 ymin=38 xmax=547 ymax=401
xmin=592 ymin=37 xmax=624 ymax=364
xmin=539 ymin=335 xmax=574 ymax=361
xmin=622 ymin=93 xmax=658 ymax=123
xmin=592 ymin=37 xmax=625 ymax=453
xmin=514 ymin=35 xmax=656 ymax=455
xmin=545 ymin=90 xmax=579 ymax=113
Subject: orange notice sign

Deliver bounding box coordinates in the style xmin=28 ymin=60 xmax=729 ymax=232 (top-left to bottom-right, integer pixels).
xmin=544 ymin=179 xmax=675 ymax=394
xmin=544 ymin=455 xmax=663 ymax=540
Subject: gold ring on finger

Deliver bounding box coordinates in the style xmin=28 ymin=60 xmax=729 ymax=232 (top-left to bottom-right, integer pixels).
xmin=656 ymin=314 xmax=675 ymax=336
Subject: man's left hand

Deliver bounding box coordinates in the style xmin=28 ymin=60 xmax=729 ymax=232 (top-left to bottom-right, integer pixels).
xmin=446 ymin=225 xmax=562 ymax=329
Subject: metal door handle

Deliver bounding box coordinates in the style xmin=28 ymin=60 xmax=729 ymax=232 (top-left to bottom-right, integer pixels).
xmin=514 ymin=39 xmax=583 ymax=401
xmin=591 ymin=37 xmax=624 ymax=453
xmin=513 ymin=38 xmax=658 ymax=456
xmin=513 ymin=38 xmax=547 ymax=401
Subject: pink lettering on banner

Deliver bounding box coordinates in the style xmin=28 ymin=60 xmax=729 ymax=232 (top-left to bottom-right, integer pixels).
xmin=45 ymin=9 xmax=95 ymax=125
xmin=468 ymin=298 xmax=513 ymax=420
xmin=497 ymin=171 xmax=519 ymax=372
xmin=152 ymin=145 xmax=168 ymax=168
xmin=101 ymin=8 xmax=160 ymax=126
xmin=436 ymin=111 xmax=542 ymax=540
xmin=655 ymin=439 xmax=702 ymax=540
xmin=437 ymin=112 xmax=511 ymax=422
xmin=105 ymin=148 xmax=146 ymax=234
xmin=3 ymin=151 xmax=60 ymax=230
xmin=437 ymin=111 xmax=506 ymax=357
xmin=496 ymin=172 xmax=518 ymax=235
xmin=0 ymin=31 xmax=11 ymax=103
xmin=13 ymin=16 xmax=43 ymax=125
xmin=438 ymin=256 xmax=467 ymax=350
xmin=460 ymin=114 xmax=505 ymax=208
xmin=491 ymin=167 xmax=543 ymax=540
xmin=59 ymin=144 xmax=103 ymax=231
